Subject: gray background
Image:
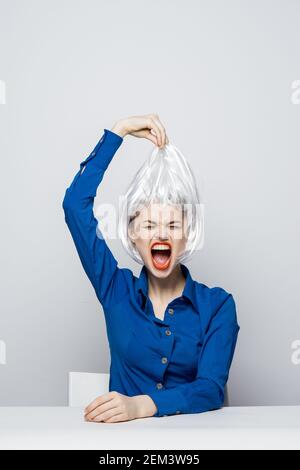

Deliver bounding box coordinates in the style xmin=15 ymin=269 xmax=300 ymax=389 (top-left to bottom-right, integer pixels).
xmin=0 ymin=0 xmax=299 ymax=406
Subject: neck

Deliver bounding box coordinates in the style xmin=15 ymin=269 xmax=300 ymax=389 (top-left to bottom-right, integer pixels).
xmin=147 ymin=263 xmax=186 ymax=302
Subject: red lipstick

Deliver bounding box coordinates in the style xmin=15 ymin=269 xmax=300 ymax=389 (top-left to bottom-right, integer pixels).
xmin=150 ymin=241 xmax=172 ymax=270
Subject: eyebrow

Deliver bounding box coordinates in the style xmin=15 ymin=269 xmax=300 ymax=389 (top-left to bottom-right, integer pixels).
xmin=142 ymin=219 xmax=182 ymax=224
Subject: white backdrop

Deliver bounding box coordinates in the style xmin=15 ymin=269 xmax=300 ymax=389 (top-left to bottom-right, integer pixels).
xmin=0 ymin=0 xmax=299 ymax=406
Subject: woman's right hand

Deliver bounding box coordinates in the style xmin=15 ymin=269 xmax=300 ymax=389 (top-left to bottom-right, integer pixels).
xmin=111 ymin=114 xmax=169 ymax=148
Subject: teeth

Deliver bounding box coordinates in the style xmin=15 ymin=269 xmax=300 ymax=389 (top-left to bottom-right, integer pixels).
xmin=151 ymin=244 xmax=171 ymax=250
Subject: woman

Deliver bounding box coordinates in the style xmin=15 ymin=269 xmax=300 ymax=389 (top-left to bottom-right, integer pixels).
xmin=62 ymin=114 xmax=240 ymax=423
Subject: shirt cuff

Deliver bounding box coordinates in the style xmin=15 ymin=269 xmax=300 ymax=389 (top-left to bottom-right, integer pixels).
xmin=79 ymin=128 xmax=124 ymax=172
xmin=147 ymin=388 xmax=187 ymax=417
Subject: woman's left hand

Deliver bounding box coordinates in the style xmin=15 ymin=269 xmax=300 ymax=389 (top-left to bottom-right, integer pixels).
xmin=84 ymin=391 xmax=157 ymax=423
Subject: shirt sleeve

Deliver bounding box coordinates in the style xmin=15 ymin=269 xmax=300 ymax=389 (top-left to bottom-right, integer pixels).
xmin=62 ymin=128 xmax=129 ymax=308
xmin=146 ymin=293 xmax=240 ymax=417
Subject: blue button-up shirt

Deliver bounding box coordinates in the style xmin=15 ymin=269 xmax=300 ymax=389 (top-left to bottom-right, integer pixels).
xmin=62 ymin=128 xmax=240 ymax=417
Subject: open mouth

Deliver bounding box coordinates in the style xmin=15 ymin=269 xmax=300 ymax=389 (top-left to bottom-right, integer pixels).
xmin=150 ymin=242 xmax=172 ymax=270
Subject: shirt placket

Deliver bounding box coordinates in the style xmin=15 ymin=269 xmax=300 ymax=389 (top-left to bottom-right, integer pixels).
xmin=146 ymin=298 xmax=180 ymax=416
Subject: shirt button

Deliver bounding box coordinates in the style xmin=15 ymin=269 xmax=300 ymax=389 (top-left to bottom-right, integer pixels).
xmin=168 ymin=308 xmax=174 ymax=315
xmin=175 ymin=410 xmax=181 ymax=414
xmin=161 ymin=357 xmax=168 ymax=364
xmin=156 ymin=382 xmax=163 ymax=389
xmin=165 ymin=329 xmax=171 ymax=336
xmin=91 ymin=151 xmax=96 ymax=156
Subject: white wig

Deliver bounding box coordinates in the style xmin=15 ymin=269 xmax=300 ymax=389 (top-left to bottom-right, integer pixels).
xmin=118 ymin=142 xmax=204 ymax=265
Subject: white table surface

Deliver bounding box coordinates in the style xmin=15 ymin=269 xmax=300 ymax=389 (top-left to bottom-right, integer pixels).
xmin=0 ymin=406 xmax=299 ymax=450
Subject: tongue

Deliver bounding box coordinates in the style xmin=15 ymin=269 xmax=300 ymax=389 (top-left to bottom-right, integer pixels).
xmin=153 ymin=252 xmax=170 ymax=265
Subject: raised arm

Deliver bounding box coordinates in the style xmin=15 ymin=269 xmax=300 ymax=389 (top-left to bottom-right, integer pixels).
xmin=62 ymin=124 xmax=129 ymax=307
xmin=146 ymin=293 xmax=240 ymax=417
xmin=62 ymin=114 xmax=169 ymax=308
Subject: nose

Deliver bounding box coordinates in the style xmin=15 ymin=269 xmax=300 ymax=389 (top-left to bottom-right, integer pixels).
xmin=153 ymin=224 xmax=170 ymax=240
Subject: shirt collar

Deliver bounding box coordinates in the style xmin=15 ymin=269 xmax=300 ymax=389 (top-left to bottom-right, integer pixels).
xmin=136 ymin=263 xmax=198 ymax=312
